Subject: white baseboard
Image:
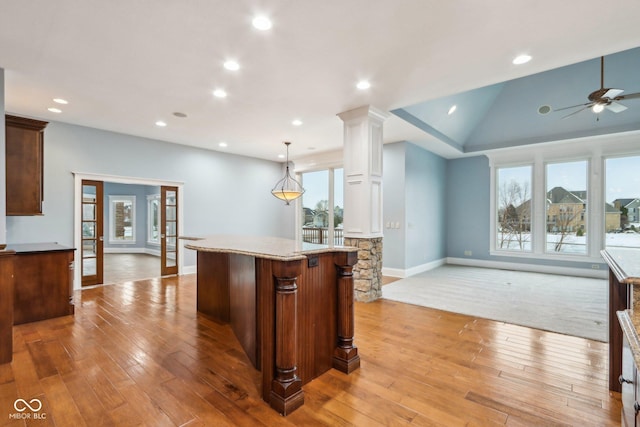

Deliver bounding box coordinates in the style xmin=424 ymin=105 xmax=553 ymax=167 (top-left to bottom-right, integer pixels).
xmin=104 ymin=247 xmax=147 ymax=254
xmin=104 ymin=247 xmax=162 ymax=256
xmin=446 ymin=257 xmax=608 ymax=279
xmin=382 ymin=258 xmax=447 ymax=278
xmin=182 ymin=265 xmax=196 ymax=275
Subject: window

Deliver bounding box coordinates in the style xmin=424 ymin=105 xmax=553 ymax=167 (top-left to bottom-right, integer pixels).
xmin=545 ymin=160 xmax=588 ymax=254
xmin=109 ymin=195 xmax=135 ymax=244
xmin=300 ymin=168 xmax=344 ymax=245
xmin=147 ymin=194 xmax=160 ymax=245
xmin=605 ymin=155 xmax=640 ymax=248
xmin=496 ymin=165 xmax=532 ymax=251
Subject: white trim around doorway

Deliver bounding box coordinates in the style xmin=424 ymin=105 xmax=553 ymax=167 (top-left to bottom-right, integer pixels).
xmin=72 ymin=172 xmax=185 ymax=290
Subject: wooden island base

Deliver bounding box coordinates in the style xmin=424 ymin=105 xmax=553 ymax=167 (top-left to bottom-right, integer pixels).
xmin=188 ymin=236 xmax=359 ymax=415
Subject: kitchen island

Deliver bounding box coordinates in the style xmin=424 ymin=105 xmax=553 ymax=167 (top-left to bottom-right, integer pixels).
xmin=185 ymin=235 xmax=359 ymax=415
xmin=602 ymin=247 xmax=640 ymax=425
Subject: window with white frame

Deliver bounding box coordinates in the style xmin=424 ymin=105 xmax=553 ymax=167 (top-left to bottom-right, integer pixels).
xmin=108 ymin=195 xmax=135 ymax=244
xmin=300 ymin=168 xmax=344 ymax=246
xmin=605 ymin=155 xmax=640 ymax=248
xmin=545 ymin=160 xmax=588 ymax=254
xmin=147 ymin=194 xmax=160 ymax=245
xmin=496 ymin=165 xmax=532 ymax=252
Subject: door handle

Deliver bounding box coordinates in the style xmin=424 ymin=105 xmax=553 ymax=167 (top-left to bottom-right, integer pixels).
xmin=99 ymin=236 xmax=104 ymax=241
xmin=161 ymin=234 xmax=166 ymax=239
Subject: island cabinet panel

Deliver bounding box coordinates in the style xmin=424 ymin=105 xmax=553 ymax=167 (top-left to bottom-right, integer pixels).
xmin=196 ymin=251 xmax=230 ymax=323
xmin=5 ymin=115 xmax=48 ymax=216
xmin=0 ymin=250 xmax=16 ymax=364
xmin=10 ymin=244 xmax=75 ymax=325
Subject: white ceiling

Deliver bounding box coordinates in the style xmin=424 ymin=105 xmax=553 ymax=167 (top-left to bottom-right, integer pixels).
xmin=1 ymin=1 xmax=640 ymax=162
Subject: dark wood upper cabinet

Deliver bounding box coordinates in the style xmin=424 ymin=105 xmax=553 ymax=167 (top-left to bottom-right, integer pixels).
xmin=5 ymin=114 xmax=48 ymax=215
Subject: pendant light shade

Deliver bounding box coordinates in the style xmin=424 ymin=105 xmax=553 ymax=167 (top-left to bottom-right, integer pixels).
xmin=271 ymin=142 xmax=305 ymax=205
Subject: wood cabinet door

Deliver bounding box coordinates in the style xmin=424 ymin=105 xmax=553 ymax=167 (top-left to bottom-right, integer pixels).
xmin=81 ymin=180 xmax=104 ymax=286
xmin=5 ymin=115 xmax=47 ymax=215
xmin=161 ymin=186 xmax=178 ymax=276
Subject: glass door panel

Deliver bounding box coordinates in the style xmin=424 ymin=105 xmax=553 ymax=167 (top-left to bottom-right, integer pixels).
xmin=161 ymin=186 xmax=178 ymax=276
xmin=81 ymin=180 xmax=103 ymax=286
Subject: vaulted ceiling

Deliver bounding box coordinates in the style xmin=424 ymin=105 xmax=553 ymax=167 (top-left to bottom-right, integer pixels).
xmin=393 ymin=47 xmax=640 ymax=153
xmin=1 ymin=1 xmax=640 ymax=161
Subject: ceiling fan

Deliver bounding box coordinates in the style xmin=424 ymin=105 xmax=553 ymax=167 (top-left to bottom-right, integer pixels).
xmin=554 ymin=56 xmax=640 ymax=119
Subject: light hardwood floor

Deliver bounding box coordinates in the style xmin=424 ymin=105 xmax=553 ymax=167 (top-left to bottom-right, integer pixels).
xmin=103 ymin=253 xmax=160 ymax=285
xmin=1 ymin=274 xmax=621 ymax=426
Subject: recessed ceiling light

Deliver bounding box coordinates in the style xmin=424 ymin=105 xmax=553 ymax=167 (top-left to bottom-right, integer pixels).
xmin=47 ymin=107 xmax=62 ymax=113
xmin=292 ymin=119 xmax=303 ymax=126
xmin=224 ymin=60 xmax=240 ymax=71
xmin=213 ymin=89 xmax=227 ymax=98
xmin=252 ymin=16 xmax=272 ymax=31
xmin=356 ymin=80 xmax=371 ymax=90
xmin=448 ymin=105 xmax=457 ymax=115
xmin=155 ymin=121 xmax=167 ymax=127
xmin=53 ymin=98 xmax=68 ymax=105
xmin=513 ymin=54 xmax=532 ymax=65
xmin=219 ymin=142 xmax=228 ymax=147
xmin=278 ymin=154 xmax=285 ymax=159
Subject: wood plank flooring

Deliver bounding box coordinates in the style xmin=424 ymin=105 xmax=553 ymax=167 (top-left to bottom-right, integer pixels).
xmin=1 ymin=274 xmax=621 ymax=426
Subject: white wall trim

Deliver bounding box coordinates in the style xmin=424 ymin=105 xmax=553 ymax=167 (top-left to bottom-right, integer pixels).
xmin=182 ymin=265 xmax=196 ymax=275
xmin=103 ymin=247 xmax=162 ymax=257
xmin=446 ymin=257 xmax=607 ymax=279
xmin=382 ymin=258 xmax=446 ymax=278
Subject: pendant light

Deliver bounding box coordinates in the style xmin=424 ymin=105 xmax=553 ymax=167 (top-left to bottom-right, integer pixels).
xmin=271 ymin=142 xmax=305 ymax=205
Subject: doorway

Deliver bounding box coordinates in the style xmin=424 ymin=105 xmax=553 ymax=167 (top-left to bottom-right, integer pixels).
xmin=74 ymin=173 xmax=183 ymax=290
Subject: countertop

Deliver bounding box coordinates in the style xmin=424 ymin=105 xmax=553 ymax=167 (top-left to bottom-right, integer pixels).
xmin=605 ymin=248 xmax=640 ymax=370
xmin=6 ymin=243 xmax=75 ymax=254
xmin=184 ymin=235 xmax=357 ymax=261
xmin=601 ymin=248 xmax=640 ymax=285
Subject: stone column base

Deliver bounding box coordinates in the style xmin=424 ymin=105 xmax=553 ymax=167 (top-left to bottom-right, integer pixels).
xmin=343 ymin=237 xmax=383 ymax=302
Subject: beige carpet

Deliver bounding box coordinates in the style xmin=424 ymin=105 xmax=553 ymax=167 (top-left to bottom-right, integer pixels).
xmin=382 ymin=264 xmax=607 ymax=342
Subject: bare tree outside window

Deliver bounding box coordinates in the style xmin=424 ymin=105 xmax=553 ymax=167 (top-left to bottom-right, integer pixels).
xmin=496 ymin=166 xmax=532 ymax=251
xmin=545 ymin=161 xmax=588 ymax=254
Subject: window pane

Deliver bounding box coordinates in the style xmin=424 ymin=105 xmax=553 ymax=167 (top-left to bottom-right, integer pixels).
xmin=301 ymin=170 xmax=329 ymax=244
xmin=496 ymin=165 xmax=532 ymax=251
xmin=82 ymin=221 xmax=95 ymax=239
xmin=109 ymin=196 xmax=135 ymax=243
xmin=546 ymin=160 xmax=587 ymax=254
xmin=82 ymin=258 xmax=96 ymax=277
xmin=606 ymin=155 xmax=640 ymax=248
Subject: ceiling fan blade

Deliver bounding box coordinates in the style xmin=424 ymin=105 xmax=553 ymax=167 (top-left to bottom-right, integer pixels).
xmin=561 ymin=105 xmax=590 ymax=119
xmin=603 ymin=88 xmax=624 ymax=98
xmin=606 ymin=102 xmax=627 ymax=113
xmin=617 ymin=92 xmax=640 ymax=100
xmin=553 ymin=102 xmax=591 ymax=112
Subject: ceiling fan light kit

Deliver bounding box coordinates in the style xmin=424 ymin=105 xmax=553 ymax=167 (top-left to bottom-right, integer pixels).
xmin=555 ymin=56 xmax=640 ymax=119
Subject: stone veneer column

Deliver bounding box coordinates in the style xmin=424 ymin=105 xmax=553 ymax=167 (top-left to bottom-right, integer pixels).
xmin=337 ymin=106 xmax=388 ymax=302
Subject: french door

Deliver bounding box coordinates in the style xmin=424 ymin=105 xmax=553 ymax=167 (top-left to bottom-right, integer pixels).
xmin=161 ymin=186 xmax=178 ymax=276
xmin=81 ymin=180 xmax=104 ymax=286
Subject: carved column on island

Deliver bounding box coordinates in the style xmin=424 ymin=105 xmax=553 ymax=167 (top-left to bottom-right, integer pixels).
xmin=333 ymin=251 xmax=360 ymax=373
xmin=269 ymin=260 xmax=304 ymax=415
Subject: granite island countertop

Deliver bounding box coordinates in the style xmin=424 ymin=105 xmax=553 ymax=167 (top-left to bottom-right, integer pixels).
xmin=603 ymin=248 xmax=640 ymax=370
xmin=183 ymin=235 xmax=357 ymax=261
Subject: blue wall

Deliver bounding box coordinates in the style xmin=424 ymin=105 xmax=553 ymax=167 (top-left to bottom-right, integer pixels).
xmin=405 ymin=143 xmax=447 ymax=267
xmin=446 ymin=156 xmax=491 ymax=259
xmin=5 ymin=120 xmax=295 ymax=268
xmin=383 ymin=141 xmax=447 ymax=272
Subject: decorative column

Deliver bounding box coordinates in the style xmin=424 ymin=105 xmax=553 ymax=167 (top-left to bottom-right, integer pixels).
xmin=269 ymin=261 xmax=304 ymax=415
xmin=333 ymin=251 xmax=360 ymax=373
xmin=337 ymin=105 xmax=388 ymax=302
